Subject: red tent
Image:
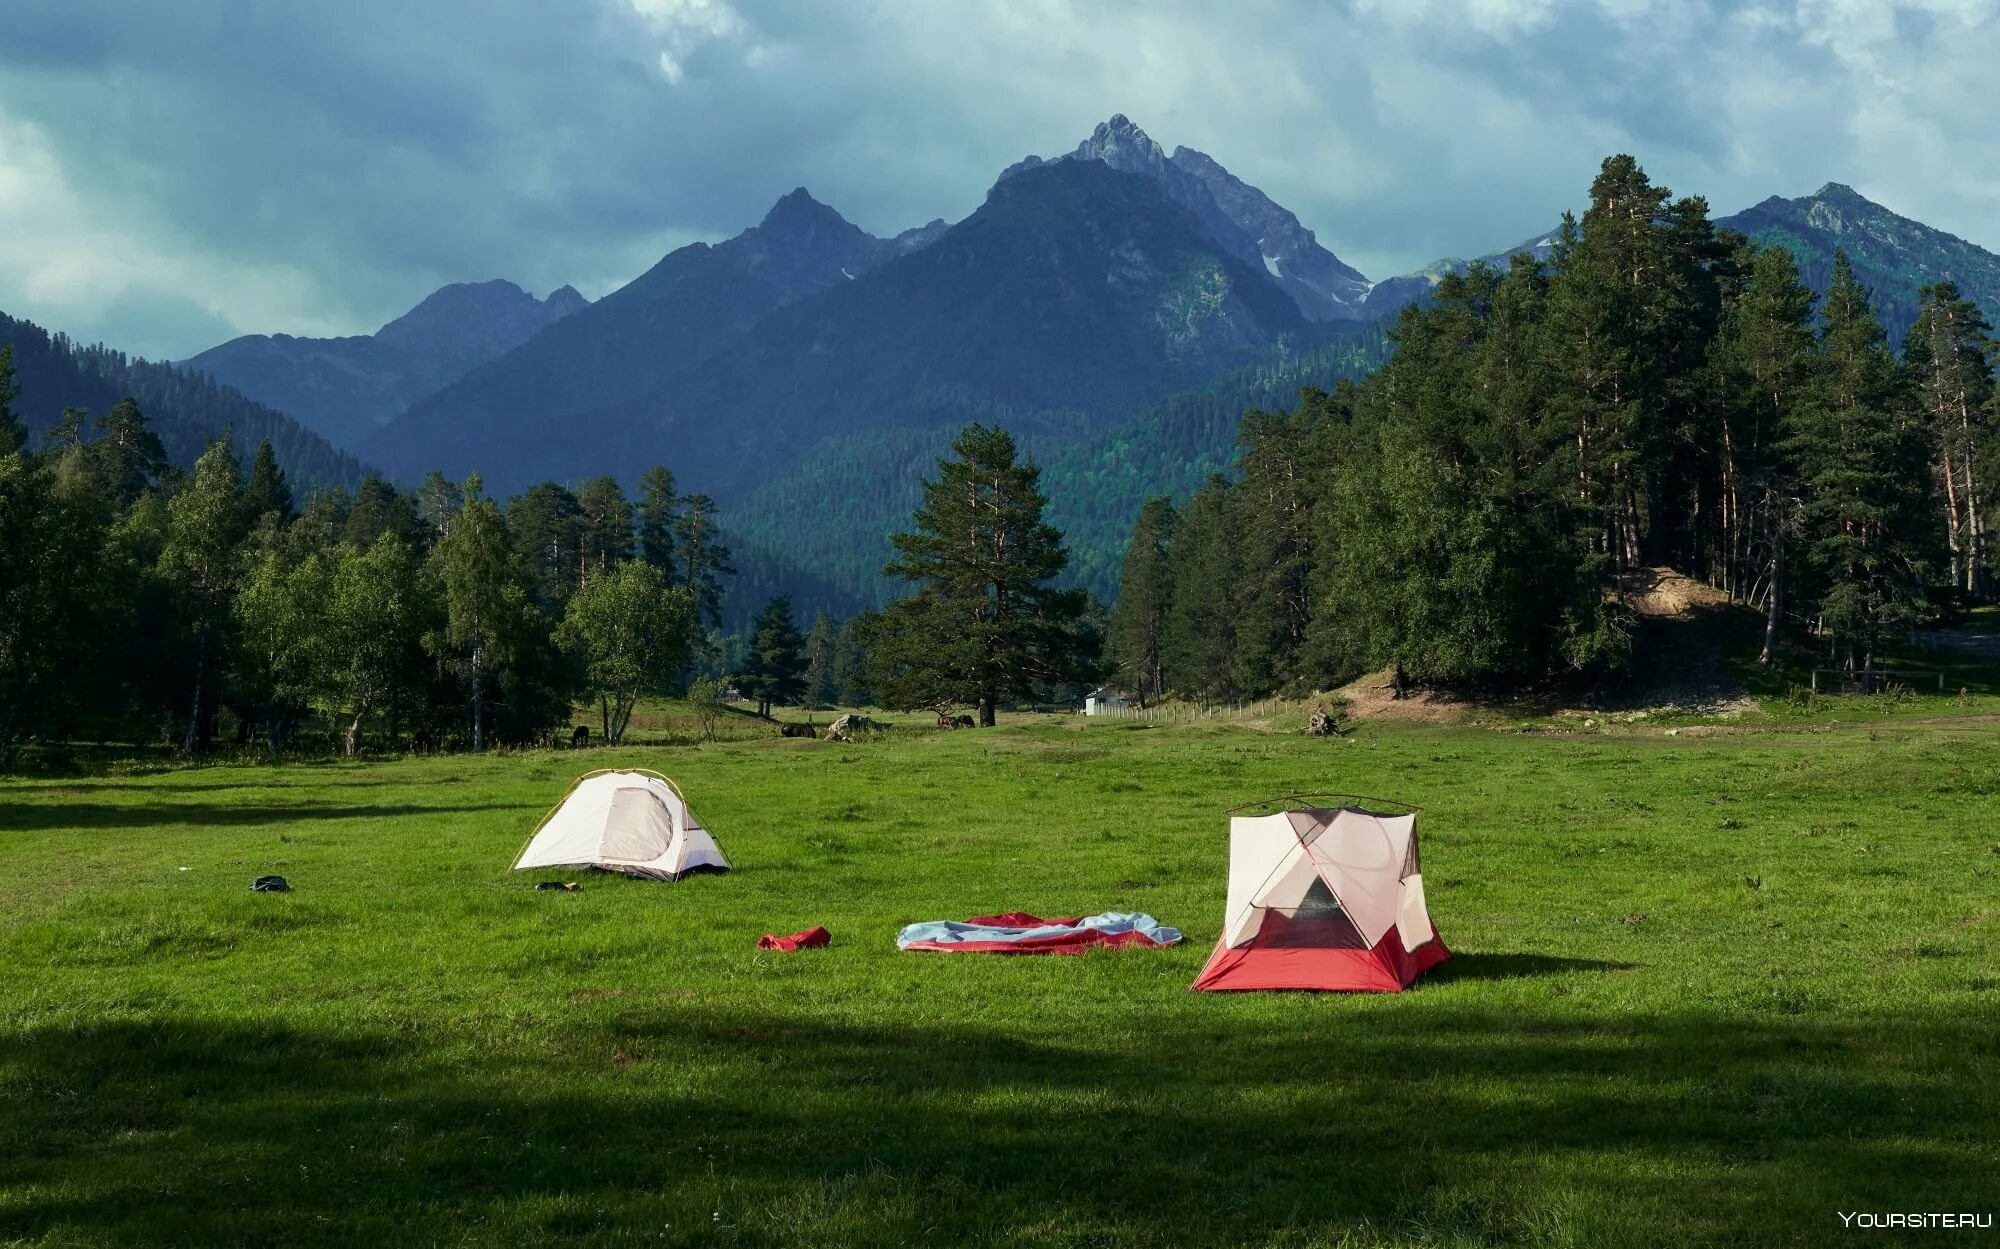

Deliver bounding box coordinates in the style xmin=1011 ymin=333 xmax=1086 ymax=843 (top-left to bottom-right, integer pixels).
xmin=1191 ymin=800 xmax=1448 ymax=992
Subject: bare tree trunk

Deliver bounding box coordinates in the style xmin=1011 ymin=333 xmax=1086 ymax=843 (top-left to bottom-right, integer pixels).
xmin=1940 ymin=448 xmax=1964 ymax=592
xmin=470 ymin=643 xmax=486 ymax=753
xmin=344 ymin=706 xmax=366 ymax=758
xmin=0 ymin=699 xmax=19 ymax=772
xmin=1758 ymin=524 xmax=1782 ymax=667
xmin=183 ymin=629 xmax=206 ymax=756
xmin=978 ymin=694 xmax=996 ymax=728
xmin=1962 ymin=452 xmax=1985 ymax=596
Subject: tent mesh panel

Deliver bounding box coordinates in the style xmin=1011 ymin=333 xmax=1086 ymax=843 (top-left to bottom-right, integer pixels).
xmin=1250 ymin=905 xmax=1370 ymax=950
xmin=601 ymin=787 xmax=673 ymax=862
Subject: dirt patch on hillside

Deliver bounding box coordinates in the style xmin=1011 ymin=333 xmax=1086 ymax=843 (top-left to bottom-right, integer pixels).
xmin=1593 ymin=567 xmax=1756 ymax=717
xmin=1334 ymin=670 xmax=1475 ymax=723
xmin=1622 ymin=566 xmax=1731 ymax=618
xmin=1332 ymin=569 xmax=1755 ymax=724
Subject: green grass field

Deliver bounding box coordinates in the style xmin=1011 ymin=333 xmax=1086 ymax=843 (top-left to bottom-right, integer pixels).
xmin=3 ymin=715 xmax=1998 ymax=1247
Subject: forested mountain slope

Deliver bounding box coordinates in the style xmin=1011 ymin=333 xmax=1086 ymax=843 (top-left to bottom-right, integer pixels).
xmin=2 ymin=310 xmax=368 ymax=490
xmin=721 ymin=326 xmax=1391 ymax=618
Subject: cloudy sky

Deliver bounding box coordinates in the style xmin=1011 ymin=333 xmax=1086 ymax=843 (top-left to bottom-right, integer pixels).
xmin=1 ymin=0 xmax=1996 ymax=359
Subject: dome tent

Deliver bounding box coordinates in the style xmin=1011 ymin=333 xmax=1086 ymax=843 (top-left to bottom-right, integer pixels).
xmin=514 ymin=769 xmax=728 ymax=881
xmin=1191 ymin=795 xmax=1447 ymax=992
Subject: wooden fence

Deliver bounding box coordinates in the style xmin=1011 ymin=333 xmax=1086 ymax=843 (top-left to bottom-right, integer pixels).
xmin=1809 ymin=668 xmax=1945 ymax=695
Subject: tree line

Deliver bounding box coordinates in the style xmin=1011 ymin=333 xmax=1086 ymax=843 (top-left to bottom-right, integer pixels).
xmin=0 ymin=363 xmax=751 ymax=765
xmin=1108 ymin=156 xmax=2000 ymax=704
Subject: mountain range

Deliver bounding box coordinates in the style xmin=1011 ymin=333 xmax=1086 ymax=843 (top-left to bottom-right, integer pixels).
xmin=182 ymin=280 xmax=588 ymax=451
xmin=7 ymin=115 xmax=1998 ymax=624
xmin=358 ymin=152 xmax=1318 ymax=497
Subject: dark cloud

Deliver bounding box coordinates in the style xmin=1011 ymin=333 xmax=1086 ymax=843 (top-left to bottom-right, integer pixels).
xmin=0 ymin=0 xmax=1994 ymax=359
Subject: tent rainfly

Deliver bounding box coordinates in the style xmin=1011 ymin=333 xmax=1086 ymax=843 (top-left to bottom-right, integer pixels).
xmin=1191 ymin=800 xmax=1447 ymax=992
xmin=514 ymin=769 xmax=728 ymax=881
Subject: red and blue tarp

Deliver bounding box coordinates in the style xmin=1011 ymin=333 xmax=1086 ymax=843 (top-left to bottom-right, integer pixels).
xmin=896 ymin=911 xmax=1183 ymax=955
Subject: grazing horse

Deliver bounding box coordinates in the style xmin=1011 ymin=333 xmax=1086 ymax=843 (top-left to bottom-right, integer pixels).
xmin=571 ymin=725 xmax=590 ymax=748
xmin=780 ymin=722 xmax=818 ymax=739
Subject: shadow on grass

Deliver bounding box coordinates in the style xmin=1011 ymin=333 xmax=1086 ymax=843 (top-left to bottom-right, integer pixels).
xmin=1424 ymin=952 xmax=1636 ymax=983
xmin=3 ymin=1006 xmax=1990 ymax=1246
xmin=0 ymin=801 xmax=534 ymax=832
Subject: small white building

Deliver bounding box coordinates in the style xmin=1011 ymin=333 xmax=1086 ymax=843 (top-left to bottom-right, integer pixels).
xmin=1083 ymin=686 xmax=1131 ymax=716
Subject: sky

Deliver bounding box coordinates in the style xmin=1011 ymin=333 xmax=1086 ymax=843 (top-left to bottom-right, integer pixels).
xmin=0 ymin=0 xmax=1996 ymax=360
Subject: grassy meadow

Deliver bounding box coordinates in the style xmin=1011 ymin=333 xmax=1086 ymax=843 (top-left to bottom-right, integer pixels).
xmin=2 ymin=712 xmax=1998 ymax=1247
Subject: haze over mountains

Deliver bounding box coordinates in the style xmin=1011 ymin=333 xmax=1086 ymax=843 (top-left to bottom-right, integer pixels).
xmin=8 ymin=113 xmax=2000 ymax=620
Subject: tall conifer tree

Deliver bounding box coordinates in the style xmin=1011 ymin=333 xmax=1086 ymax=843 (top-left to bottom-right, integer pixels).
xmin=1107 ymin=496 xmax=1176 ymax=705
xmin=1904 ymin=281 xmax=1997 ymax=596
xmin=1789 ymin=254 xmax=1934 ymax=667
xmin=672 ymin=493 xmax=733 ymax=629
xmin=865 ymin=424 xmax=1096 ymax=724
xmin=636 ymin=467 xmax=679 ymax=575
xmin=1708 ymin=245 xmax=1819 ymax=660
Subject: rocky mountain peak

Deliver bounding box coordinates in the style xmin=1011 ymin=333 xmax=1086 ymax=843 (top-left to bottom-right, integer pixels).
xmin=542 ymin=284 xmax=588 ymax=316
xmin=1075 ymin=114 xmax=1171 ymax=172
xmin=757 ymin=186 xmax=852 ymax=236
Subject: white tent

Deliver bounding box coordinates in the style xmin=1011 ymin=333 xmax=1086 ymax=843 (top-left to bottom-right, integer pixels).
xmin=1191 ymin=800 xmax=1447 ymax=992
xmin=514 ymin=769 xmax=729 ymax=881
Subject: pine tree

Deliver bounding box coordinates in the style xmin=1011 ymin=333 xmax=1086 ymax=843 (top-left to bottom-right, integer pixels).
xmin=1904 ymin=281 xmax=1997 ymax=597
xmin=833 ymin=616 xmax=872 ymax=707
xmin=1159 ymin=476 xmax=1240 ymax=703
xmin=91 ymin=399 xmax=168 ymax=505
xmin=802 ymin=610 xmax=840 ymax=708
xmin=636 ymin=467 xmax=679 ymax=575
xmin=1708 ymin=245 xmax=1819 ymax=661
xmin=343 ymin=476 xmax=418 ymax=550
xmin=672 ymin=492 xmax=733 ymax=629
xmin=415 ymin=473 xmax=464 ymax=548
xmin=49 ymin=408 xmax=90 ymax=452
xmin=506 ymin=482 xmax=583 ymax=609
xmin=576 ymin=476 xmax=634 ymax=572
xmin=740 ymin=596 xmax=805 ymax=717
xmin=243 ymin=439 xmax=294 ymax=522
xmin=1543 ymin=156 xmax=1718 ymax=576
xmin=1107 ymin=496 xmax=1175 ymax=705
xmin=1231 ymin=392 xmax=1347 ymax=695
xmin=865 ymin=424 xmax=1097 ymax=724
xmin=0 ymin=346 xmax=23 ymax=457
xmin=1788 ymin=254 xmax=1934 ymax=669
